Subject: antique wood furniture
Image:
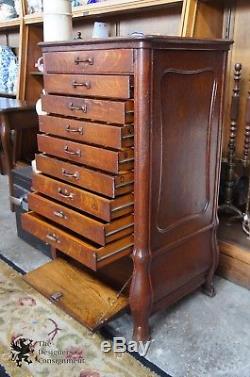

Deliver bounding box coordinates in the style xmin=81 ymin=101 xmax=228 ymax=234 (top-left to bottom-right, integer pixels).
xmin=0 ymin=98 xmax=38 ymax=210
xmin=22 ymin=36 xmax=230 ymax=341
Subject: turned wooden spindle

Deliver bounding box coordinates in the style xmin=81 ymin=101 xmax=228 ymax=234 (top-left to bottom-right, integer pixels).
xmin=242 ymin=78 xmax=250 ymax=236
xmin=228 ymin=63 xmax=242 ymax=165
xmin=242 ymin=79 xmax=250 ymax=167
xmin=225 ymin=63 xmax=242 ymax=207
xmin=242 ymin=161 xmax=250 ymax=237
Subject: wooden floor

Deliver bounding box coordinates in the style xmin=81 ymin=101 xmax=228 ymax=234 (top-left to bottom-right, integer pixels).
xmin=218 ymin=219 xmax=250 ymax=290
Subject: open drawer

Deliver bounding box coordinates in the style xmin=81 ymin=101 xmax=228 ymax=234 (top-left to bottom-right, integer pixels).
xmin=36 ymin=154 xmax=134 ymax=198
xmin=32 ymin=174 xmax=134 ymax=222
xmin=38 ymin=134 xmax=134 ymax=174
xmin=24 ymin=258 xmax=129 ymax=331
xmin=21 ymin=212 xmax=134 ymax=271
xmin=28 ymin=193 xmax=134 ymax=246
xmin=42 ymin=95 xmax=134 ymax=125
xmin=44 ymin=74 xmax=133 ymax=100
xmin=39 ymin=115 xmax=134 ymax=150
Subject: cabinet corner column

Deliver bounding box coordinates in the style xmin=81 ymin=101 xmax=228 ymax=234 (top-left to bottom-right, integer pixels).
xmin=129 ymin=47 xmax=153 ymax=342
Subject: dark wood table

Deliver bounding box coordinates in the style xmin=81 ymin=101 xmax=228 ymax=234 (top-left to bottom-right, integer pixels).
xmin=0 ymin=98 xmax=38 ymax=210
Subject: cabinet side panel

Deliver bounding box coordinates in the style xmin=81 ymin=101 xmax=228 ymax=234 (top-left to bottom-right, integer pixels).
xmin=149 ymin=49 xmax=226 ymax=302
xmin=150 ymin=50 xmax=224 ymax=252
xmin=151 ymin=230 xmax=212 ymax=303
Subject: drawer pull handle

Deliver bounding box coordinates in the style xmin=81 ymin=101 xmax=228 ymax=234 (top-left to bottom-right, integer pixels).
xmin=74 ymin=56 xmax=94 ymax=65
xmin=64 ymin=145 xmax=81 ymax=157
xmin=72 ymin=80 xmax=91 ymax=89
xmin=46 ymin=233 xmax=61 ymax=244
xmin=65 ymin=125 xmax=84 ymax=135
xmin=69 ymin=102 xmax=87 ymax=113
xmin=53 ymin=210 xmax=68 ymax=220
xmin=50 ymin=292 xmax=63 ymax=302
xmin=62 ymin=169 xmax=80 ymax=180
xmin=58 ymin=188 xmax=74 ymax=200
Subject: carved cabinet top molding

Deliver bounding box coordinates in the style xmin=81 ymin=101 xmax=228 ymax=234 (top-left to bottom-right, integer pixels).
xmin=39 ymin=35 xmax=231 ymax=51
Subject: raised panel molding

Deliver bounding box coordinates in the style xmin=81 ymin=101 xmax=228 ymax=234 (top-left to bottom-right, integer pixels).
xmin=156 ymin=68 xmax=217 ymax=234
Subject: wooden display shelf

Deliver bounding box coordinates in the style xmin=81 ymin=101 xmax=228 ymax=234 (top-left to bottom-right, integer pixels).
xmin=218 ymin=218 xmax=250 ymax=290
xmin=0 ymin=18 xmax=20 ymax=30
xmin=1 ymin=2 xmax=229 ymax=108
xmin=72 ymin=0 xmax=183 ymax=18
xmin=22 ymin=0 xmax=183 ymax=25
xmin=24 ymin=13 xmax=42 ymax=25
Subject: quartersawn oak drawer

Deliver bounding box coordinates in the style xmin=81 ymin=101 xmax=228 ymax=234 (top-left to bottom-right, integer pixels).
xmin=39 ymin=115 xmax=134 ymax=149
xmin=44 ymin=74 xmax=133 ymax=99
xmin=36 ymin=154 xmax=134 ymax=198
xmin=38 ymin=134 xmax=134 ymax=174
xmin=28 ymin=193 xmax=134 ymax=246
xmin=22 ymin=212 xmax=134 ymax=271
xmin=42 ymin=95 xmax=134 ymax=124
xmin=44 ymin=49 xmax=134 ymax=74
xmin=32 ymin=173 xmax=134 ymax=222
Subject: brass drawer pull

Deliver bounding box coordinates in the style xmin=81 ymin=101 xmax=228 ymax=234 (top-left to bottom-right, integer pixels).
xmin=74 ymin=56 xmax=94 ymax=65
xmin=68 ymin=102 xmax=87 ymax=113
xmin=64 ymin=145 xmax=81 ymax=157
xmin=46 ymin=233 xmax=61 ymax=243
xmin=53 ymin=210 xmax=68 ymax=220
xmin=65 ymin=125 xmax=84 ymax=135
xmin=62 ymin=169 xmax=80 ymax=180
xmin=72 ymin=80 xmax=91 ymax=89
xmin=50 ymin=292 xmax=63 ymax=302
xmin=58 ymin=188 xmax=74 ymax=200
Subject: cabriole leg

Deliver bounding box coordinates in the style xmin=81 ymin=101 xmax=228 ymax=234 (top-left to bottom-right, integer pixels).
xmin=129 ymin=248 xmax=152 ymax=342
xmin=202 ymin=229 xmax=218 ymax=298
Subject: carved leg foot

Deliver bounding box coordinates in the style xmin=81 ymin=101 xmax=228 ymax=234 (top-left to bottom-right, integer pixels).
xmin=129 ymin=248 xmax=152 ymax=343
xmin=132 ymin=311 xmax=151 ymax=343
xmin=202 ymin=228 xmax=218 ymax=298
xmin=202 ymin=281 xmax=216 ymax=297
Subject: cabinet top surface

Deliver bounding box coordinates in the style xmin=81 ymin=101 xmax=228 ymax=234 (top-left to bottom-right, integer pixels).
xmin=0 ymin=98 xmax=35 ymax=113
xmin=40 ymin=36 xmax=232 ymax=52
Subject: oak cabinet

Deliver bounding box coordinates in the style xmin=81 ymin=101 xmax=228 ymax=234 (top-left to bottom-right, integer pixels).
xmin=22 ymin=37 xmax=230 ymax=341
